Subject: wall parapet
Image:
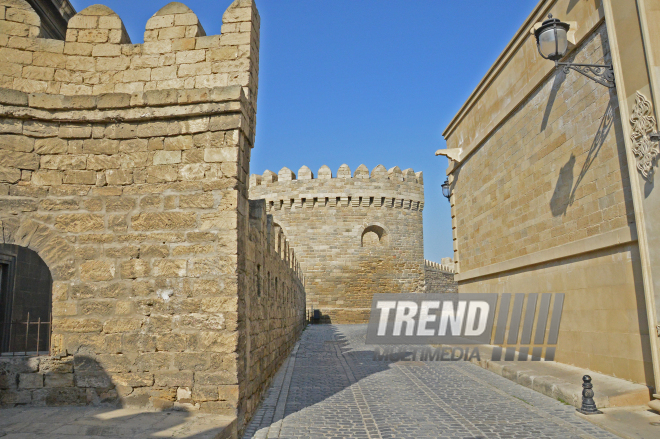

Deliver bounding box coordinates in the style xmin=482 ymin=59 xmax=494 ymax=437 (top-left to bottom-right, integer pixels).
xmin=248 ymin=199 xmax=304 ymax=283
xmin=244 ymin=198 xmax=305 ymax=417
xmin=0 ymin=0 xmax=259 ymax=136
xmin=250 ymin=164 xmax=423 ymax=186
xmin=249 ymin=164 xmax=425 ymax=213
xmin=424 ymin=259 xmax=455 ymax=274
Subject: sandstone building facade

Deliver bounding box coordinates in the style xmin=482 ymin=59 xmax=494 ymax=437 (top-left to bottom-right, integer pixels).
xmin=249 ymin=164 xmax=426 ymax=323
xmin=0 ymin=0 xmax=306 ymax=433
xmin=440 ymin=0 xmax=660 ymax=410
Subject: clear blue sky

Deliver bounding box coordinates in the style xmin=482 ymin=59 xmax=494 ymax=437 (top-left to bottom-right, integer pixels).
xmin=71 ymin=0 xmax=539 ymax=262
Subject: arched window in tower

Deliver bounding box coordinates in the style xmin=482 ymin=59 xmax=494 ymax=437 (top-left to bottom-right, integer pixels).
xmin=361 ymin=225 xmax=388 ymax=248
xmin=0 ymin=244 xmax=52 ymax=355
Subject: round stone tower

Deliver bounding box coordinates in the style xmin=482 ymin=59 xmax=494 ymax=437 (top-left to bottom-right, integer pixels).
xmin=249 ymin=164 xmax=425 ymax=323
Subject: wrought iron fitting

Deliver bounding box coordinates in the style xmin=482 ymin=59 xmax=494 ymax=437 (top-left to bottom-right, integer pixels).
xmin=557 ymin=62 xmax=615 ymax=88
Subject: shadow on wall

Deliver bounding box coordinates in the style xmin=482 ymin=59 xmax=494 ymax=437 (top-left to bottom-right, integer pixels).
xmin=541 ymin=69 xmax=567 ymax=132
xmin=550 ymin=100 xmax=615 ymax=216
xmin=550 ymin=154 xmax=576 ymax=216
xmin=566 ymin=0 xmax=580 ymax=14
xmin=0 ymin=355 xmax=230 ymax=438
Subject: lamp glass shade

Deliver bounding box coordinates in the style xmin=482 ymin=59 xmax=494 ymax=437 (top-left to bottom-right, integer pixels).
xmin=538 ymin=27 xmax=568 ymax=60
xmin=534 ymin=16 xmax=570 ymax=61
xmin=441 ymin=180 xmax=451 ymax=199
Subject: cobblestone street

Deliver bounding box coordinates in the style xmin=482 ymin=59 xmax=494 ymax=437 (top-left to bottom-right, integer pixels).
xmin=243 ymin=325 xmax=618 ymax=439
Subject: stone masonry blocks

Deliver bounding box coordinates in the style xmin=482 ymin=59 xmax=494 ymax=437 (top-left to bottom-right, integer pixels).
xmin=0 ymin=1 xmax=301 ymax=435
xmin=249 ymin=163 xmax=425 ymax=323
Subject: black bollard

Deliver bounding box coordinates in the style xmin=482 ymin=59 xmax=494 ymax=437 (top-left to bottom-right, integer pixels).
xmin=577 ymin=375 xmax=603 ymax=414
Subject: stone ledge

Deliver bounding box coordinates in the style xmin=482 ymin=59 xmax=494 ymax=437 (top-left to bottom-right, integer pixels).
xmin=456 ymin=225 xmax=638 ymax=282
xmin=0 ymin=85 xmax=243 ymax=111
xmin=471 ymin=345 xmax=652 ymax=409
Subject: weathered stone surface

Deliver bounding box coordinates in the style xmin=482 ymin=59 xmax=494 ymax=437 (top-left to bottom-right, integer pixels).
xmin=152 ymin=259 xmax=186 ymax=277
xmin=112 ymin=373 xmax=153 ymax=387
xmin=120 ymin=259 xmax=150 ymax=279
xmin=1 ymin=134 xmax=34 ymax=152
xmin=135 ymin=353 xmax=172 ymax=372
xmin=154 ymin=371 xmax=193 ymax=387
xmin=53 ymin=318 xmax=103 ymax=333
xmin=204 ymin=147 xmax=236 ymax=163
xmin=34 ymin=137 xmax=67 ymax=154
xmin=74 ymin=371 xmax=112 ymax=388
xmin=179 ymin=193 xmax=214 ymax=208
xmin=18 ymin=373 xmax=43 ymax=389
xmin=0 ymin=151 xmax=39 ymax=170
xmin=153 ymin=150 xmax=181 ymax=165
xmin=105 ymin=169 xmax=133 ymax=185
xmin=0 ymin=166 xmax=21 ymax=183
xmin=192 ymin=385 xmax=218 ymax=402
xmin=40 ymin=198 xmax=79 ymax=211
xmin=80 ymin=260 xmax=116 ymax=281
xmin=82 ymin=139 xmax=119 ymax=155
xmin=54 ymin=214 xmax=104 ymax=233
xmin=102 ymin=318 xmax=142 ymax=333
xmin=44 ymin=373 xmax=74 ymax=388
xmin=131 ymin=212 xmax=197 ymax=231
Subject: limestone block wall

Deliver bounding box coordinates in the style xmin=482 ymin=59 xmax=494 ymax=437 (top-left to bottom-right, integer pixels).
xmin=242 ymin=199 xmax=304 ymax=422
xmin=0 ymin=1 xmax=304 ymax=429
xmin=451 ymin=25 xmax=630 ymax=274
xmin=445 ymin=20 xmax=653 ymax=385
xmin=424 ymin=260 xmax=457 ymax=294
xmin=460 ymin=244 xmax=651 ymax=385
xmin=0 ymin=0 xmax=259 ymax=115
xmin=249 ymin=164 xmax=424 ymax=323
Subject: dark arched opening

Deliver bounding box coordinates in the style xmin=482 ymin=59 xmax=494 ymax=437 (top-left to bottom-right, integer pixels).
xmin=0 ymin=244 xmax=52 ymax=355
xmin=361 ymin=225 xmax=388 ymax=248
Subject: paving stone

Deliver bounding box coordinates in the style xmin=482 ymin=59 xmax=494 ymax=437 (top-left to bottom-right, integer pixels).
xmin=242 ymin=324 xmax=619 ymax=439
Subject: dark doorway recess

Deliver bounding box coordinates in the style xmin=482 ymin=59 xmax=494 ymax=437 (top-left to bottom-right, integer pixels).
xmin=0 ymin=244 xmax=52 ymax=355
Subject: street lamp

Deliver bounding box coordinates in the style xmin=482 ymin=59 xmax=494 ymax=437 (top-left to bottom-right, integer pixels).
xmin=441 ymin=179 xmax=451 ymax=201
xmin=534 ymin=14 xmax=615 ymax=88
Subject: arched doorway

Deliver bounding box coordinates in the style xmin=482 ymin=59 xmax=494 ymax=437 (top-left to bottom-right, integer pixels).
xmin=0 ymin=244 xmax=52 ymax=355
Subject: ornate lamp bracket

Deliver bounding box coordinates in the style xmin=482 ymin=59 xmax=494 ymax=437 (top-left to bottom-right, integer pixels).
xmin=557 ymin=62 xmax=615 ymax=88
xmin=630 ymin=92 xmax=660 ymax=179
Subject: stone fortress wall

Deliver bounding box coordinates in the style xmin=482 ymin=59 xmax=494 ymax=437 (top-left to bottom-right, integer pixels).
xmin=243 ymin=198 xmax=305 ymax=421
xmin=249 ymin=163 xmax=425 ymax=323
xmin=0 ymin=0 xmax=306 ymax=432
xmin=423 ymin=259 xmax=457 ymax=294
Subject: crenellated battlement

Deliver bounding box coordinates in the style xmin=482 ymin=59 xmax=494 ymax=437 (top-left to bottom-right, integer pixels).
xmin=0 ymin=0 xmax=259 ymax=111
xmin=425 ymin=259 xmax=455 ymax=274
xmin=249 ymin=163 xmax=425 ymax=212
xmin=249 ymin=198 xmax=304 ymax=283
xmin=250 ymin=164 xmax=423 ymax=186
